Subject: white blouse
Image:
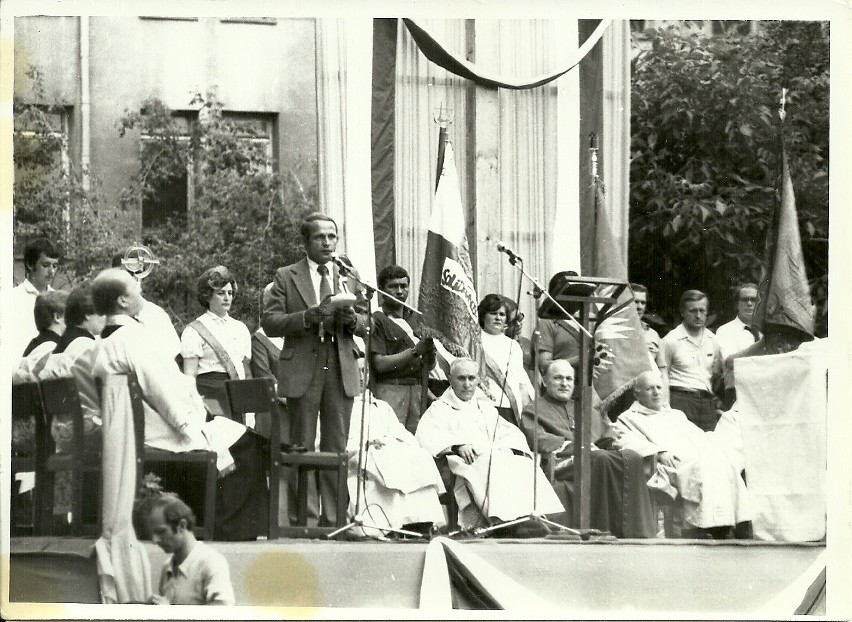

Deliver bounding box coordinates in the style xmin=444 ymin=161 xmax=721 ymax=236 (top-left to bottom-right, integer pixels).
xmin=480 ymin=330 xmax=535 ymax=415
xmin=181 ymin=311 xmax=251 ymax=378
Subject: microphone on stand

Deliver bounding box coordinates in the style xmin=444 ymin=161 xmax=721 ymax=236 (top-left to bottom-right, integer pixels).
xmin=496 ymin=241 xmax=522 ymax=264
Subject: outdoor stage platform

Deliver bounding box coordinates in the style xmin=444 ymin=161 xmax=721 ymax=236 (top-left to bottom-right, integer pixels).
xmin=7 ymin=536 xmax=826 ymax=616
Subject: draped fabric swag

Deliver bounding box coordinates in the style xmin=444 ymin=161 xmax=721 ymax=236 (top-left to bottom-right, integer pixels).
xmin=394 ymin=19 xmax=581 ymax=337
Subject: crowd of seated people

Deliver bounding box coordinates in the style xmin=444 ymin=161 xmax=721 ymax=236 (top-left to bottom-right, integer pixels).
xmin=12 ymin=228 xmax=796 ymax=542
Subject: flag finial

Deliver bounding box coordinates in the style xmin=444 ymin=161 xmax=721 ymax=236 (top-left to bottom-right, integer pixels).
xmin=779 ymin=88 xmax=788 ymax=122
xmin=433 ymin=102 xmax=454 ymax=128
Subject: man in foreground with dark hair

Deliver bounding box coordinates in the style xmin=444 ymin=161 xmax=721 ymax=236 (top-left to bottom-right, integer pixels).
xmin=715 ymin=283 xmax=761 ymax=409
xmin=143 ymin=494 xmax=235 ymax=605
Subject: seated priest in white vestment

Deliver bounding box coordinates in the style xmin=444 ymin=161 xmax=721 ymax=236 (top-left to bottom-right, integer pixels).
xmin=346 ymin=391 xmax=445 ymax=538
xmin=90 ymin=268 xmax=268 ymax=541
xmin=613 ymin=370 xmax=753 ymax=539
xmin=415 ymin=358 xmax=564 ymax=530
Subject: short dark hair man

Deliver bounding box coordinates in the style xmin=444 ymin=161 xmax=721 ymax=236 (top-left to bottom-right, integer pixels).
xmin=716 ymin=283 xmax=762 ymax=409
xmin=661 ymin=290 xmax=723 ymax=431
xmin=261 ymin=212 xmax=367 ymax=526
xmin=370 ymin=265 xmax=435 ymax=434
xmin=10 ymin=238 xmax=60 ymax=356
xmin=143 ymin=494 xmax=235 ymax=605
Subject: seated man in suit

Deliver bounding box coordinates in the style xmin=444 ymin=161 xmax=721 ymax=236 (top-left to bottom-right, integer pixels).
xmin=613 ymin=369 xmax=753 ymax=539
xmin=90 ymin=268 xmax=268 ymax=541
xmin=415 ymin=357 xmax=564 ymax=531
xmin=519 ymin=359 xmax=656 ymax=538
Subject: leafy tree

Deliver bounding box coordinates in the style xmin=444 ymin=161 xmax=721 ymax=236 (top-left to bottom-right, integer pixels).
xmin=629 ymin=22 xmax=828 ymax=336
xmin=13 ymin=66 xmax=119 ymax=286
xmin=117 ymin=92 xmax=316 ymax=332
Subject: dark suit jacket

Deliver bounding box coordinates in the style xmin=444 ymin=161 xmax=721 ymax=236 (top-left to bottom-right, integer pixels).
xmin=261 ymin=257 xmax=367 ymax=398
xmin=250 ymin=330 xmax=281 ymax=383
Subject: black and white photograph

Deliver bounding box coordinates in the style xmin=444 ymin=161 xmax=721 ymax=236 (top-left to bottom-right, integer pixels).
xmin=1 ymin=0 xmax=848 ymax=618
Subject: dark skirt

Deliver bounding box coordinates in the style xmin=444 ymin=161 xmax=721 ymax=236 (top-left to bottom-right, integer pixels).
xmin=214 ymin=431 xmax=269 ymax=541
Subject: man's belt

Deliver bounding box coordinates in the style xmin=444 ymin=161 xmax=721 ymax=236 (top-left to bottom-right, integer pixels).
xmin=670 ymin=386 xmax=714 ymax=399
xmin=374 ymin=378 xmax=420 ymax=386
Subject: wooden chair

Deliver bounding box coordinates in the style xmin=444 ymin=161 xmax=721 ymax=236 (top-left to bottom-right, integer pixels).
xmin=38 ymin=377 xmax=102 ymax=536
xmin=10 ymin=382 xmax=46 ymax=536
xmin=225 ymin=378 xmax=348 ymax=539
xmin=125 ymin=373 xmax=218 ymax=540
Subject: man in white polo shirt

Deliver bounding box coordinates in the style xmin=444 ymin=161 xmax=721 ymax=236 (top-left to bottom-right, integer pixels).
xmin=661 ymin=289 xmax=723 ymax=432
xmin=715 ymin=283 xmax=761 ymax=409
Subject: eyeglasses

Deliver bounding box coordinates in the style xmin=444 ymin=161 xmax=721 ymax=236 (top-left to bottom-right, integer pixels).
xmin=739 ymin=297 xmax=759 ymax=303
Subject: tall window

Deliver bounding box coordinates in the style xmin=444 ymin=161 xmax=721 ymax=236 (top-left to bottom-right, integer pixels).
xmin=139 ymin=113 xmax=192 ymax=228
xmin=139 ymin=111 xmax=276 ymax=229
xmin=13 ymin=105 xmax=72 ymax=240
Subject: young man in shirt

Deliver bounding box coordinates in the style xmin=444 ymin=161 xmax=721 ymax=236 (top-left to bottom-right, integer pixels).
xmin=661 ymin=290 xmax=723 ymax=432
xmin=10 ymin=238 xmax=60 ymax=357
xmin=715 ymin=283 xmax=761 ymax=409
xmin=145 ymin=495 xmax=235 ymax=606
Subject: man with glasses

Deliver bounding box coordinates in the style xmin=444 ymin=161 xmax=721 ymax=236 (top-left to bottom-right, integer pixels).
xmin=715 ymin=284 xmax=762 ymax=409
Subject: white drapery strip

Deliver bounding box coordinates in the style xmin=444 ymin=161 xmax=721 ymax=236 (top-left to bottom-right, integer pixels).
xmin=315 ymin=18 xmax=377 ymax=284
xmin=601 ymin=20 xmax=632 ymax=274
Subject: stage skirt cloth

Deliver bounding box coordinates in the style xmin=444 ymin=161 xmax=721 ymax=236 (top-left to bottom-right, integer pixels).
xmin=214 ymin=430 xmax=269 ymax=541
xmin=551 ymin=449 xmax=656 ymax=538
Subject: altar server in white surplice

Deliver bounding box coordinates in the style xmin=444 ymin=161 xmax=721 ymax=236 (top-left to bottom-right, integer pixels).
xmin=346 ymin=390 xmax=445 ymax=538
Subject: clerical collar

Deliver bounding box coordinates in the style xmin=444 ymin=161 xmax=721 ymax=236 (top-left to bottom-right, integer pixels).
xmin=102 ymin=314 xmax=139 ymax=338
xmin=439 ymin=387 xmax=490 ymax=411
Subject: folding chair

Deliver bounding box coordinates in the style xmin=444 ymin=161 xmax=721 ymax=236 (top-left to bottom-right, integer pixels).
xmin=11 ymin=382 xmax=46 ymax=536
xmin=125 ymin=373 xmax=218 ymax=540
xmin=39 ymin=377 xmax=102 ymax=536
xmin=225 ymin=378 xmax=348 ymax=539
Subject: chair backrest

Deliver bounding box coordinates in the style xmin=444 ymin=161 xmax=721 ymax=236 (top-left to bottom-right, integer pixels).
xmin=225 ymin=377 xmax=281 ymax=441
xmin=38 ymin=377 xmax=85 ymax=455
xmin=11 ymin=382 xmax=45 ymax=458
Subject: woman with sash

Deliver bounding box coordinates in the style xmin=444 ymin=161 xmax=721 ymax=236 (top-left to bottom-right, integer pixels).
xmin=181 ymin=266 xmax=252 ymax=419
xmin=478 ymin=293 xmax=535 ymax=426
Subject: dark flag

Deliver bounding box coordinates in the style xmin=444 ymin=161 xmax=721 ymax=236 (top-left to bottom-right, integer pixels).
xmin=753 ymin=139 xmax=815 ymax=336
xmin=591 ymin=178 xmax=655 ymax=412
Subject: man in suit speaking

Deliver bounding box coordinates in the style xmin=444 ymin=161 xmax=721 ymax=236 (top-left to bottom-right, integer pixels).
xmin=262 ymin=212 xmax=368 ymax=525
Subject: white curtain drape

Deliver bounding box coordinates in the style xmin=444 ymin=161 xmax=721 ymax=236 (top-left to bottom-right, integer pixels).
xmin=395 ymin=19 xmax=580 ymax=339
xmin=315 ymin=18 xmax=377 ymax=283
xmin=602 ymin=20 xmax=631 ymax=273
xmin=395 ymin=19 xmax=470 ymax=300
xmin=491 ymin=19 xmax=579 ymax=332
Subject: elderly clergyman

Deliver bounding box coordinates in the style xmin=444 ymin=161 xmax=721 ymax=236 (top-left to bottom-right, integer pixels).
xmin=415 ymin=357 xmax=564 ymax=530
xmin=613 ymin=370 xmax=753 ymax=539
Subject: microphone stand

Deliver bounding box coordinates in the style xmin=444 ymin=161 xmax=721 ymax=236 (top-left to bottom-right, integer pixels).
xmin=327 ymin=261 xmax=427 ymax=541
xmin=473 ymin=251 xmax=581 ymax=538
